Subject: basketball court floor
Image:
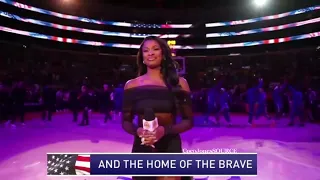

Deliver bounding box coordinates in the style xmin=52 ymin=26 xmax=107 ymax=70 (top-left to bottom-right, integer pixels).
xmin=0 ymin=112 xmax=319 ymax=180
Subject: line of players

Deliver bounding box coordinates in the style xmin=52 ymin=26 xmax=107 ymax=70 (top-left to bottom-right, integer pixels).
xmin=204 ymin=79 xmax=316 ymax=127
xmin=1 ymin=80 xmax=316 ymax=128
xmin=41 ymin=84 xmax=123 ymax=126
xmin=0 ymin=83 xmax=123 ymax=128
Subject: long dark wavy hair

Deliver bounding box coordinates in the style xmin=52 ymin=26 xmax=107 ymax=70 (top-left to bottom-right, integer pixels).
xmin=137 ymin=36 xmax=179 ymax=88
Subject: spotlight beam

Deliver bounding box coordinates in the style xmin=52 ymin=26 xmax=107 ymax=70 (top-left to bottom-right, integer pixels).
xmin=253 ymin=0 xmax=268 ymax=7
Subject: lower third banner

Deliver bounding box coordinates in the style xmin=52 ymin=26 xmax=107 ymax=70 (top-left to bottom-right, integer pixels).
xmin=47 ymin=153 xmax=257 ymax=176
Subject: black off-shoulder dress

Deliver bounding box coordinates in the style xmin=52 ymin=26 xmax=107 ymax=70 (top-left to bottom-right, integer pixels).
xmin=122 ymin=85 xmax=194 ymax=180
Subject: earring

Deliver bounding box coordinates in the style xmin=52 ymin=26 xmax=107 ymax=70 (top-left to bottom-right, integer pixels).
xmin=143 ymin=61 xmax=145 ymax=64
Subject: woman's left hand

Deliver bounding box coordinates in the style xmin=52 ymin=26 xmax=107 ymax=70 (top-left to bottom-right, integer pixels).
xmin=153 ymin=126 xmax=165 ymax=142
xmin=141 ymin=126 xmax=165 ymax=146
xmin=141 ymin=131 xmax=157 ymax=146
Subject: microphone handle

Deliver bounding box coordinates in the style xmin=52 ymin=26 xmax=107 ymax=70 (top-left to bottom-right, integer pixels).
xmin=141 ymin=118 xmax=158 ymax=148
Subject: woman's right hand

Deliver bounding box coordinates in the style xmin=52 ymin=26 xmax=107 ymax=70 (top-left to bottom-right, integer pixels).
xmin=137 ymin=127 xmax=154 ymax=139
xmin=137 ymin=127 xmax=146 ymax=137
xmin=137 ymin=128 xmax=157 ymax=146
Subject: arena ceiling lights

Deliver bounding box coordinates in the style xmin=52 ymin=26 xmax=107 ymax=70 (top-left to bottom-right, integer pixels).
xmin=0 ymin=0 xmax=192 ymax=28
xmin=206 ymin=17 xmax=320 ymax=38
xmin=205 ymin=5 xmax=320 ymax=28
xmin=0 ymin=0 xmax=319 ymax=29
xmin=0 ymin=0 xmax=319 ymax=50
xmin=2 ymin=11 xmax=319 ymax=39
xmin=0 ymin=25 xmax=319 ymax=49
xmin=0 ymin=11 xmax=189 ymax=38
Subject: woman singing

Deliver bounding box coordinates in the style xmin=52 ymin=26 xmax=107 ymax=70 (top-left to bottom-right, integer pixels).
xmin=122 ymin=36 xmax=194 ymax=180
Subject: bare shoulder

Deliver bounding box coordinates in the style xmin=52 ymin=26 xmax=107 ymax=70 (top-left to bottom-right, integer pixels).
xmin=124 ymin=77 xmax=141 ymax=90
xmin=178 ymin=77 xmax=190 ymax=92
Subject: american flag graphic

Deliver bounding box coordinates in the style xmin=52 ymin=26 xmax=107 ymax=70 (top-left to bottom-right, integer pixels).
xmin=131 ymin=23 xmax=160 ymax=38
xmin=131 ymin=24 xmax=184 ymax=38
xmin=132 ymin=23 xmax=161 ymax=28
xmin=47 ymin=154 xmax=90 ymax=175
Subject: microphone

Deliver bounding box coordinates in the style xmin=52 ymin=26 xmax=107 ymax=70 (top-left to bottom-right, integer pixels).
xmin=141 ymin=108 xmax=158 ymax=148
